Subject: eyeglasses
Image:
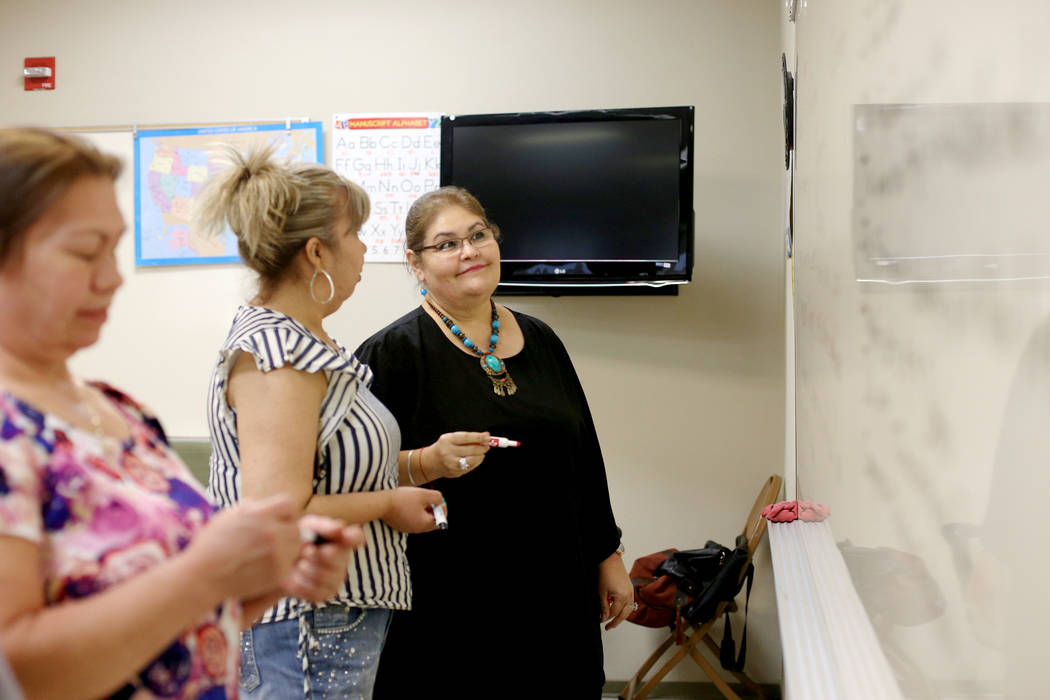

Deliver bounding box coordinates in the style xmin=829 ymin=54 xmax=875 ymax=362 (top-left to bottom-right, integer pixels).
xmin=416 ymin=227 xmax=500 ymax=255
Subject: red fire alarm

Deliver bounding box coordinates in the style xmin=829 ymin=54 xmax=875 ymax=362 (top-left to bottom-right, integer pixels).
xmin=24 ymin=57 xmax=55 ymax=91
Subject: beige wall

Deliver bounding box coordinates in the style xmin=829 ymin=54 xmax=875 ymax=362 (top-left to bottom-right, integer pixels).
xmin=0 ymin=0 xmax=785 ymax=683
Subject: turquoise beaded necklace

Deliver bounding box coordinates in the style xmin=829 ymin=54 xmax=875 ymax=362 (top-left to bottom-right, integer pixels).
xmin=423 ymin=290 xmax=517 ymax=396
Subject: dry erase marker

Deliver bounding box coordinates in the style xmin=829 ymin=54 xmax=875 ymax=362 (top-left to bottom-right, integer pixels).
xmin=432 ymin=501 xmax=448 ymax=530
xmin=299 ymin=527 xmax=333 ymax=545
xmin=488 ymin=436 xmax=521 ymax=448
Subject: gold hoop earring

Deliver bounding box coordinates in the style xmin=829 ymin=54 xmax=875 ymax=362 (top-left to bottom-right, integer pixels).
xmin=309 ymin=268 xmax=335 ymax=304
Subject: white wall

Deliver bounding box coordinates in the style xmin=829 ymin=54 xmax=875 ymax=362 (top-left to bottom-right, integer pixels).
xmin=0 ymin=0 xmax=785 ymax=683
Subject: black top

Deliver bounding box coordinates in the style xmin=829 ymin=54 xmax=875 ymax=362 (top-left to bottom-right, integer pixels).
xmin=356 ymin=306 xmax=619 ymax=698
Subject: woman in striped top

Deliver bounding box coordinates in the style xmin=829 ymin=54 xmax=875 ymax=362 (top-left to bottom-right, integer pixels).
xmin=199 ymin=147 xmax=443 ymax=699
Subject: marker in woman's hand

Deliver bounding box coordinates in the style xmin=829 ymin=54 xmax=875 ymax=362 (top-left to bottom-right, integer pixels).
xmin=488 ymin=436 xmax=520 ymax=448
xmin=299 ymin=527 xmax=333 ymax=545
xmin=432 ymin=501 xmax=448 ymax=530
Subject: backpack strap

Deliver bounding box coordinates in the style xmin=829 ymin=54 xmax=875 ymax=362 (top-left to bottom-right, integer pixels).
xmin=674 ymin=590 xmax=689 ymax=645
xmin=720 ymin=562 xmax=754 ymax=671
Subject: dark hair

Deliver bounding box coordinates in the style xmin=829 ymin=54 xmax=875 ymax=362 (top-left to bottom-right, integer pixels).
xmin=405 ymin=186 xmax=499 ymax=252
xmin=196 ymin=144 xmax=370 ymax=298
xmin=0 ymin=128 xmax=122 ymax=267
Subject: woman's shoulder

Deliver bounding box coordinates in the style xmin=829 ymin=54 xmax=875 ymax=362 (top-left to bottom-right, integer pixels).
xmin=505 ymin=307 xmax=552 ymax=333
xmin=223 ymin=305 xmax=311 ymax=346
xmin=0 ymin=382 xmax=164 ymax=446
xmin=91 ymin=381 xmax=153 ymax=417
xmin=356 ymin=306 xmax=428 ymax=356
xmin=504 ymin=307 xmax=566 ymax=349
xmin=93 ymin=382 xmax=171 ymax=445
xmin=223 ymin=305 xmax=356 ymax=376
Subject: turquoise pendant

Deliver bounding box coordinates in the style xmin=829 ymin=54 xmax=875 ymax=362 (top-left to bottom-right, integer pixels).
xmin=479 ymin=353 xmax=517 ymax=396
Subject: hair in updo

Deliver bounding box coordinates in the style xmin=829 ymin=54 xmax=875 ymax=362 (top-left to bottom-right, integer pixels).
xmin=196 ymin=143 xmax=369 ymax=296
xmin=405 ymin=186 xmax=499 ymax=253
xmin=0 ymin=128 xmax=122 ymax=268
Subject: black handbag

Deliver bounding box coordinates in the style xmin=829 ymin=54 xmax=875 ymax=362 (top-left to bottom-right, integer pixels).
xmin=679 ymin=534 xmax=754 ymax=672
xmin=639 ymin=535 xmax=753 ymax=672
xmin=654 ymin=541 xmax=729 ymax=597
xmin=683 ymin=535 xmax=751 ymax=623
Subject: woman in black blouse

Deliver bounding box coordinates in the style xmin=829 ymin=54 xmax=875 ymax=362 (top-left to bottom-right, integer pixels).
xmin=356 ymin=186 xmax=633 ymax=698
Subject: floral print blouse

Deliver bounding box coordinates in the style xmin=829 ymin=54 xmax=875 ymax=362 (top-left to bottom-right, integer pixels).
xmin=0 ymin=383 xmax=240 ymax=699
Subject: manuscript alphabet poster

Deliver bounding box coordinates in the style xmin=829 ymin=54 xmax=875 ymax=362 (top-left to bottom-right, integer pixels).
xmin=332 ymin=113 xmax=441 ymax=262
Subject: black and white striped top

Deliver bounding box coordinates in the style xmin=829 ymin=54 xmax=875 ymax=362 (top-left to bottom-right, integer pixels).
xmin=207 ymin=305 xmax=410 ymax=622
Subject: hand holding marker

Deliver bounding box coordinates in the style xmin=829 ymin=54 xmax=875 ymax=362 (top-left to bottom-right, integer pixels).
xmin=424 ymin=437 xmax=518 ymax=530
xmin=431 ymin=437 xmax=517 ymax=529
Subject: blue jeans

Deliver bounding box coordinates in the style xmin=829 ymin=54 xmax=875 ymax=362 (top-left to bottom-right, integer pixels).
xmin=240 ymin=607 xmax=392 ymax=699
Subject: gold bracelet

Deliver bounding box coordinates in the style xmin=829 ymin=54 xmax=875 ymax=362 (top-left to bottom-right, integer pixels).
xmin=418 ymin=446 xmax=431 ymax=483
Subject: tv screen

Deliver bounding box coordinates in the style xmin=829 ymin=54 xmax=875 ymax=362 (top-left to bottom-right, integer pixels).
xmin=440 ymin=106 xmax=694 ymax=294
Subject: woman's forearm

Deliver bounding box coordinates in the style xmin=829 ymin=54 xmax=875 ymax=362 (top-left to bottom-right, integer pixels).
xmin=240 ymin=592 xmax=282 ymax=627
xmin=303 ymin=490 xmax=394 ymax=525
xmin=398 ymin=447 xmax=436 ymax=486
xmin=2 ymin=547 xmax=223 ymax=700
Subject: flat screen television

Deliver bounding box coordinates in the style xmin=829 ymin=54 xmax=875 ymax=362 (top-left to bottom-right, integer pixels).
xmin=440 ymin=106 xmax=694 ymax=295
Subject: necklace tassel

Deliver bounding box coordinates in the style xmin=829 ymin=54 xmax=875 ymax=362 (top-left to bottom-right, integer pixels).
xmin=480 ymin=354 xmax=518 ymax=396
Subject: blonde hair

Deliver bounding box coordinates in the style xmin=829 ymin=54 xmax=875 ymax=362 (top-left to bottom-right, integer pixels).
xmin=196 ymin=143 xmax=369 ymax=295
xmin=405 ymin=186 xmax=499 ymax=252
xmin=0 ymin=128 xmax=122 ymax=267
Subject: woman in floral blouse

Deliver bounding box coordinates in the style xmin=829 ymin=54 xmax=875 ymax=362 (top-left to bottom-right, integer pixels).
xmin=0 ymin=128 xmax=361 ymax=700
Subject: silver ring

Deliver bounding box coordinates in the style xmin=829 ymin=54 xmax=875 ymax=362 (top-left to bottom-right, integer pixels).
xmin=458 ymin=457 xmax=469 ymax=471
